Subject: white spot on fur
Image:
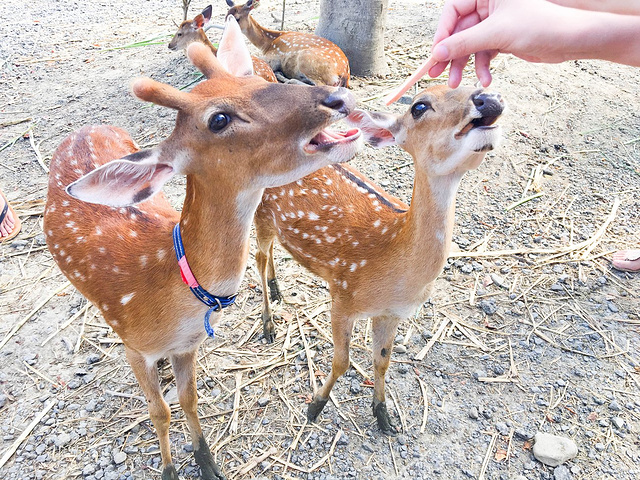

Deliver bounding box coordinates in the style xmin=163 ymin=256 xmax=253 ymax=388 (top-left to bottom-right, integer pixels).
xmin=121 ymin=293 xmax=135 ymax=305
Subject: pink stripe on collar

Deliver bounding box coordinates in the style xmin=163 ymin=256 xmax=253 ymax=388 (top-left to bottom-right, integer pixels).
xmin=178 ymin=256 xmax=200 ymax=288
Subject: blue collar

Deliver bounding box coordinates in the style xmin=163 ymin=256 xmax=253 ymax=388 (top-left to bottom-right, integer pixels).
xmin=172 ymin=223 xmax=237 ymax=338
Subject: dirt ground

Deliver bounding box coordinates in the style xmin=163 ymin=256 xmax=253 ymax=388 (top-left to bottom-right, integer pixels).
xmin=1 ymin=1 xmax=639 ymax=479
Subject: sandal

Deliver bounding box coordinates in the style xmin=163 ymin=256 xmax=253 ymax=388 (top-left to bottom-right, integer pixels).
xmin=0 ymin=191 xmax=21 ymax=243
xmin=611 ymin=249 xmax=640 ymax=273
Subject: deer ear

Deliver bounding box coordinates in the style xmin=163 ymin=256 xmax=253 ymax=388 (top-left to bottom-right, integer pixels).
xmin=201 ymin=5 xmax=213 ymax=22
xmin=217 ymin=15 xmax=253 ymax=77
xmin=247 ymin=0 xmax=258 ymax=10
xmin=66 ymin=151 xmax=175 ymax=207
xmin=193 ymin=13 xmax=206 ymax=29
xmin=345 ymin=109 xmax=400 ymax=148
xmin=225 ymin=0 xmax=235 ymax=6
xmin=187 ymin=42 xmax=224 ymax=79
xmin=131 ymin=78 xmax=192 ymax=110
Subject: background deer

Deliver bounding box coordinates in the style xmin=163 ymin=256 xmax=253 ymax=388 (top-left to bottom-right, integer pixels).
xmin=254 ymin=85 xmax=504 ymax=434
xmin=43 ymin=17 xmax=361 ymax=480
xmin=169 ymin=4 xmax=278 ymax=83
xmin=226 ymin=0 xmax=350 ymax=86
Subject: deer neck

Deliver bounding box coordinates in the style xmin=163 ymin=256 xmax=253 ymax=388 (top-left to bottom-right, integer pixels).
xmin=198 ymin=30 xmax=218 ymax=55
xmin=241 ymin=15 xmax=282 ymax=53
xmin=399 ymin=165 xmax=462 ymax=275
xmin=178 ymin=176 xmax=263 ymax=297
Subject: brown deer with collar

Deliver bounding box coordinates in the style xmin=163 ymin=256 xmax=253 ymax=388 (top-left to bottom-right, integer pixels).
xmin=44 ymin=17 xmax=361 ymax=480
xmin=254 ymin=85 xmax=504 ymax=434
xmin=226 ymin=0 xmax=350 ymax=86
xmin=169 ymin=4 xmax=278 ymax=82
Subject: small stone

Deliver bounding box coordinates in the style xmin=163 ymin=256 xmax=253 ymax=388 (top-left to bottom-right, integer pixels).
xmin=257 ymin=397 xmax=270 ymax=407
xmin=550 ymin=283 xmax=564 ymax=292
xmin=461 ymin=264 xmax=473 ymax=274
xmin=533 ymin=432 xmax=578 ymax=466
xmin=554 ymin=464 xmax=573 ymax=480
xmin=362 ymin=443 xmax=374 ymax=453
xmin=594 ymin=442 xmax=605 ymax=451
xmin=490 ymin=273 xmax=506 ymax=288
xmin=495 ymin=422 xmax=509 ymax=436
xmin=113 ymin=451 xmax=127 ymax=465
xmin=83 ymin=465 xmax=96 ymax=476
xmin=86 ymin=354 xmax=102 ymax=365
xmin=163 ymin=386 xmax=178 ymax=404
xmin=478 ymin=299 xmax=497 ymax=315
xmin=514 ymin=428 xmax=535 ymax=441
xmin=349 ymin=380 xmax=361 ymax=394
xmin=54 ymin=433 xmax=71 ymax=448
xmin=611 ymin=417 xmax=625 ymax=429
xmin=468 ymin=407 xmax=479 ymax=420
xmin=394 ymin=344 xmax=407 ymax=354
xmin=607 ymin=302 xmax=619 ymax=313
xmin=609 ymin=400 xmax=622 ymax=411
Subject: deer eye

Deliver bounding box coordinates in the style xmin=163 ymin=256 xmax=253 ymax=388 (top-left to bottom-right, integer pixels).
xmin=411 ymin=102 xmax=431 ymax=119
xmin=208 ymin=113 xmax=231 ymax=132
xmin=177 ymin=33 xmax=182 ymax=37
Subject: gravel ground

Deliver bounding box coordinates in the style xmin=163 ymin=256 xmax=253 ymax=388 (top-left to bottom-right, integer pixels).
xmin=1 ymin=1 xmax=639 ymax=480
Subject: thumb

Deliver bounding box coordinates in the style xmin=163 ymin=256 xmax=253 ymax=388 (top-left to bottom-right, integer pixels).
xmin=432 ymin=20 xmax=500 ymax=62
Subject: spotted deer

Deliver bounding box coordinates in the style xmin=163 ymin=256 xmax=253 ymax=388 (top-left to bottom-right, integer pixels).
xmin=43 ymin=17 xmax=361 ymax=480
xmin=226 ymin=0 xmax=350 ymax=86
xmin=169 ymin=4 xmax=277 ymax=83
xmin=254 ymin=85 xmax=504 ymax=434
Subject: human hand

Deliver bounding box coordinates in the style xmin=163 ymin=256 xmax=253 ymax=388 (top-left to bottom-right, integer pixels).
xmin=383 ymin=0 xmax=587 ymax=104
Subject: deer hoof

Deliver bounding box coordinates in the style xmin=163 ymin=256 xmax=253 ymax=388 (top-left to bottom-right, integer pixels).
xmin=194 ymin=439 xmax=227 ymax=480
xmin=307 ymin=395 xmax=329 ymax=422
xmin=161 ymin=465 xmax=180 ymax=480
xmin=372 ymin=399 xmax=399 ymax=436
xmin=261 ymin=312 xmax=276 ymax=343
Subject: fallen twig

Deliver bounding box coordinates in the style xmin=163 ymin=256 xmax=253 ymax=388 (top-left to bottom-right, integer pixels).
xmin=0 ymin=400 xmax=55 ymax=468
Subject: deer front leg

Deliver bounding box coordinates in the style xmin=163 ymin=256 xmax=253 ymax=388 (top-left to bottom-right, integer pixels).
xmin=256 ymin=237 xmax=279 ymax=343
xmin=371 ymin=316 xmax=401 ymax=436
xmin=125 ymin=348 xmax=179 ymax=480
xmin=308 ymin=310 xmax=356 ymax=422
xmin=171 ymin=351 xmax=226 ymax=480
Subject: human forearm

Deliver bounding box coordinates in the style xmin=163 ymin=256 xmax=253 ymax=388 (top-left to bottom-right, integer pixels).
xmin=574 ymin=12 xmax=640 ymax=66
xmin=547 ymin=0 xmax=640 ymax=16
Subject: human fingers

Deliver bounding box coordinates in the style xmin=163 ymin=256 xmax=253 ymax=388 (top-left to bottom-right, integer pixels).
xmin=474 ymin=50 xmax=495 ymax=87
xmin=427 ymin=60 xmax=450 ymax=79
xmin=447 ymin=54 xmax=471 ymax=88
xmin=433 ymin=17 xmax=502 ymax=65
xmin=433 ymin=0 xmax=487 ymax=46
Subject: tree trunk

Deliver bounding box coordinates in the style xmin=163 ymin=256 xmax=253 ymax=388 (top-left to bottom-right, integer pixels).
xmin=315 ymin=0 xmax=389 ymax=76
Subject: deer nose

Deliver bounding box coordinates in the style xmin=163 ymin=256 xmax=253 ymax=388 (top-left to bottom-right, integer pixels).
xmin=472 ymin=92 xmax=504 ymax=117
xmin=321 ymin=87 xmax=355 ymax=116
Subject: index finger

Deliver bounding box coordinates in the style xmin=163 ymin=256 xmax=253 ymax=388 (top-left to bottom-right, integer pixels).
xmin=433 ymin=0 xmax=483 ymax=46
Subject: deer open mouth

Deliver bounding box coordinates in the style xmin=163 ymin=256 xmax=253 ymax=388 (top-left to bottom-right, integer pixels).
xmin=455 ymin=115 xmax=500 ymax=139
xmin=304 ymin=128 xmax=361 ymax=154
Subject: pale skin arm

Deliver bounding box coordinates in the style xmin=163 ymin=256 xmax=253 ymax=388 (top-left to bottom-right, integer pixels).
xmin=429 ymin=0 xmax=640 ymax=88
xmin=547 ymin=0 xmax=640 ymax=16
xmin=383 ymin=0 xmax=640 ymax=104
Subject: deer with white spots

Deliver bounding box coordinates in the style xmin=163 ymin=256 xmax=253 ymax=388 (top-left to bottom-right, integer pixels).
xmin=169 ymin=4 xmax=278 ymax=83
xmin=226 ymin=0 xmax=350 ymax=86
xmin=43 ymin=17 xmax=361 ymax=480
xmin=254 ymin=85 xmax=504 ymax=434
